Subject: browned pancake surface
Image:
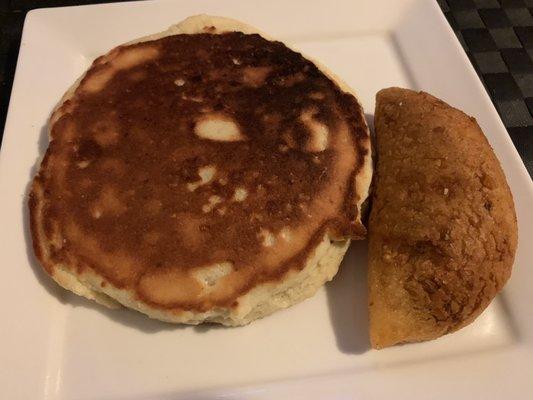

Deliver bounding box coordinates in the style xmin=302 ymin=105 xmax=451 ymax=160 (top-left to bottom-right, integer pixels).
xmin=30 ymin=32 xmax=369 ymax=312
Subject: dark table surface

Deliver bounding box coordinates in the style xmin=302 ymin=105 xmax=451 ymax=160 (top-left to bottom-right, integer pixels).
xmin=0 ymin=0 xmax=532 ymax=177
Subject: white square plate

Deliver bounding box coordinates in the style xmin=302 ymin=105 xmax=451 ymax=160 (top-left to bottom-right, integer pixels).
xmin=1 ymin=0 xmax=532 ymax=398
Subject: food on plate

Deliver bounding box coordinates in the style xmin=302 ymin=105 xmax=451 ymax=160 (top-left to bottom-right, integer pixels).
xmin=368 ymin=87 xmax=518 ymax=348
xmin=29 ymin=15 xmax=372 ymax=326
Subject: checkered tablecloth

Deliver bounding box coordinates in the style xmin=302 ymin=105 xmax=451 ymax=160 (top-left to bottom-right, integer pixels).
xmin=1 ymin=0 xmax=532 ymax=176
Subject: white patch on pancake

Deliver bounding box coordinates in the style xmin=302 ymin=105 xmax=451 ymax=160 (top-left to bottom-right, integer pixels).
xmin=83 ymin=46 xmax=159 ymax=93
xmin=194 ymin=262 xmax=233 ymax=288
xmin=116 ymin=47 xmax=160 ymax=69
xmin=232 ymin=187 xmax=248 ymax=202
xmin=202 ymin=195 xmax=222 ymax=213
xmin=279 ymin=227 xmax=292 ymax=242
xmin=194 ymin=114 xmax=244 ymax=142
xmin=187 ymin=165 xmax=216 ymax=191
xmin=232 ymin=57 xmax=241 ymax=65
xmin=199 ymin=166 xmax=216 ymax=183
xmin=83 ymin=69 xmax=115 ymax=94
xmin=300 ymin=109 xmax=329 ymax=152
xmin=259 ymin=229 xmax=275 ymax=247
xmin=174 ymin=78 xmax=185 ymax=86
xmin=77 ymin=160 xmax=91 ymax=169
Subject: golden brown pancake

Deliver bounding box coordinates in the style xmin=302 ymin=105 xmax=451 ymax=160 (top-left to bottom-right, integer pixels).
xmin=369 ymin=87 xmax=517 ymax=348
xmin=29 ymin=16 xmax=372 ymax=325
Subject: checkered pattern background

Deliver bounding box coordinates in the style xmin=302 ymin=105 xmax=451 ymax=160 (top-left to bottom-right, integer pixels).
xmin=0 ymin=0 xmax=532 ymax=175
xmin=438 ymin=0 xmax=533 ymax=175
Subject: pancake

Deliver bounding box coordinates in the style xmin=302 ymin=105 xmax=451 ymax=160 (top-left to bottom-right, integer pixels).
xmin=29 ymin=15 xmax=372 ymax=325
xmin=368 ymin=88 xmax=518 ymax=348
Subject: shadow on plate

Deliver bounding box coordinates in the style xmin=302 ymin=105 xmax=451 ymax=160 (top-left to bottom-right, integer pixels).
xmin=325 ymin=240 xmax=371 ymax=354
xmin=22 ymin=124 xmax=229 ymax=334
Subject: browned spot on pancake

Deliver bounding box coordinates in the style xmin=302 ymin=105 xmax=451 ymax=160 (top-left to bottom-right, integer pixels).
xmin=145 ymin=199 xmax=163 ymax=215
xmin=63 ymin=221 xmax=142 ymax=286
xmin=175 ymin=213 xmax=204 ymax=248
xmin=129 ymin=71 xmax=147 ymax=82
xmin=144 ymin=231 xmax=160 ymax=245
xmin=79 ymin=177 xmax=93 ymax=190
xmin=51 ymin=100 xmax=77 ymax=126
xmin=55 ymin=118 xmax=77 ymax=142
xmin=277 ymin=72 xmax=305 ymax=87
xmin=30 ymin=32 xmax=369 ymax=313
xmin=100 ymin=158 xmax=126 ymax=176
xmin=309 ymin=92 xmax=325 ymax=100
xmin=91 ymin=186 xmax=127 ymax=218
